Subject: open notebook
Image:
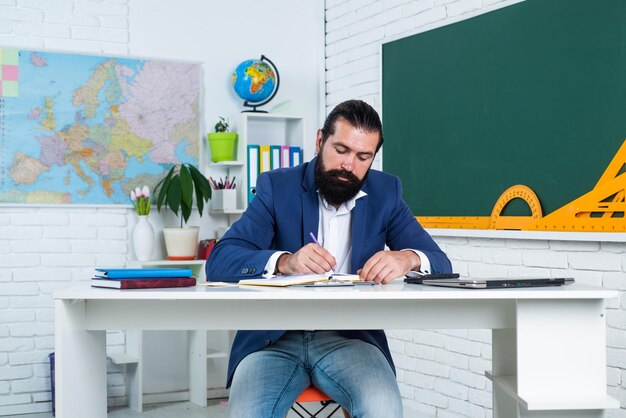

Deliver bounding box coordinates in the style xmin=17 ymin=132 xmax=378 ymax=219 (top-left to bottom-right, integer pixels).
xmin=238 ymin=273 xmax=361 ymax=287
xmin=421 ymin=277 xmax=575 ymax=289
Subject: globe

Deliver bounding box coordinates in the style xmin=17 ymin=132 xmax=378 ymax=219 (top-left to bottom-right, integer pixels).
xmin=231 ymin=55 xmax=280 ymax=112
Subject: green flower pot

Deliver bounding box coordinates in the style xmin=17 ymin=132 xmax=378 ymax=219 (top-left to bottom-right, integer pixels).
xmin=208 ymin=132 xmax=238 ymax=162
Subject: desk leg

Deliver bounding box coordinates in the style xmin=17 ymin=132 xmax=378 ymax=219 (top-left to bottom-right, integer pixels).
xmin=55 ymin=299 xmax=107 ymax=418
xmin=189 ymin=330 xmax=207 ymax=407
xmin=126 ymin=330 xmax=143 ymax=412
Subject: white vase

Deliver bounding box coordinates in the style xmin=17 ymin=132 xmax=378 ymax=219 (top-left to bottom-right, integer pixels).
xmin=133 ymin=215 xmax=155 ymax=261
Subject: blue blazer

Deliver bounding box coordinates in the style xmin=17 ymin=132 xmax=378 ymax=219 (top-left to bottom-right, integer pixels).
xmin=206 ymin=157 xmax=452 ymax=387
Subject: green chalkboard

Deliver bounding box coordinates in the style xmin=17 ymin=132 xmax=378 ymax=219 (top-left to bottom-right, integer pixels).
xmin=382 ymin=0 xmax=626 ymax=217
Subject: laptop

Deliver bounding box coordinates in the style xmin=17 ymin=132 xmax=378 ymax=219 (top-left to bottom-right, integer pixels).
xmin=421 ymin=277 xmax=575 ymax=289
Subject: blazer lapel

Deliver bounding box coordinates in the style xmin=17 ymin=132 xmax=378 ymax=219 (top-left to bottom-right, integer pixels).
xmin=302 ymin=157 xmax=319 ymax=245
xmin=350 ymin=193 xmax=369 ymax=273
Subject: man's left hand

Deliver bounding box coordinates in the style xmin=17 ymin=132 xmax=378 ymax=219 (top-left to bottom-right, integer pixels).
xmin=358 ymin=250 xmax=421 ymax=284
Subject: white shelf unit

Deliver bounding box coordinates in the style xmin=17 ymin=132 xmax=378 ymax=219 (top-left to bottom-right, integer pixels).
xmin=207 ymin=113 xmax=305 ymax=216
xmin=116 ymin=260 xmax=229 ymax=411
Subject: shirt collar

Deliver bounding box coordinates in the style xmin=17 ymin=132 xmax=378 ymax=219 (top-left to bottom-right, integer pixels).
xmin=318 ymin=190 xmax=367 ymax=213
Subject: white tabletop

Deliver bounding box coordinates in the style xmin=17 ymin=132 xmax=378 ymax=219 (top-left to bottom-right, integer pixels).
xmin=54 ymin=282 xmax=618 ymax=301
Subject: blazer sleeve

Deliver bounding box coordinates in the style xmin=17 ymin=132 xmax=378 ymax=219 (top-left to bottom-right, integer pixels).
xmin=385 ymin=177 xmax=452 ymax=274
xmin=205 ymin=173 xmax=279 ymax=281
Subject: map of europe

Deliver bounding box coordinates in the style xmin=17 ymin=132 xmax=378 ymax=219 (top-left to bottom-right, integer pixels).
xmin=0 ymin=48 xmax=200 ymax=204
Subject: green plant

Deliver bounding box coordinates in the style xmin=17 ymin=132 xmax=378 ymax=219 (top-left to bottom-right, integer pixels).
xmin=154 ymin=163 xmax=212 ymax=227
xmin=214 ymin=116 xmax=229 ymax=133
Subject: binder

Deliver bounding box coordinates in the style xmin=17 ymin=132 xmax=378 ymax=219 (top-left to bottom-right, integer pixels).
xmin=259 ymin=145 xmax=271 ymax=173
xmin=270 ymin=145 xmax=281 ymax=170
xmin=280 ymin=145 xmax=291 ymax=168
xmin=247 ymin=145 xmax=260 ymax=202
xmin=290 ymin=146 xmax=302 ymax=166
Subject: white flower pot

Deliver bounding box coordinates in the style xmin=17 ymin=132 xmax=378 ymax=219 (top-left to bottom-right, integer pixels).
xmin=163 ymin=227 xmax=199 ymax=260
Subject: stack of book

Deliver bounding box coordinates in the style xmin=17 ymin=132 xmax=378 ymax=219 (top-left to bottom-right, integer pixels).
xmin=91 ymin=268 xmax=197 ymax=289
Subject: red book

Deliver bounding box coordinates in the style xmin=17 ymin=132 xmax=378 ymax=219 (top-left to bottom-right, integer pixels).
xmin=91 ymin=277 xmax=196 ymax=289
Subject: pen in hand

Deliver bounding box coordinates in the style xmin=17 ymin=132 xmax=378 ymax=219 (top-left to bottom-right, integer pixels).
xmin=309 ymin=232 xmax=336 ymax=273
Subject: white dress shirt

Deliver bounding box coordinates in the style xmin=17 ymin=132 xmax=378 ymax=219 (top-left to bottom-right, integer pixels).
xmin=263 ymin=191 xmax=431 ymax=277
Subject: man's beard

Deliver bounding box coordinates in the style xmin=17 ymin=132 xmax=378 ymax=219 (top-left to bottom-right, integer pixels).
xmin=315 ymin=154 xmax=367 ymax=206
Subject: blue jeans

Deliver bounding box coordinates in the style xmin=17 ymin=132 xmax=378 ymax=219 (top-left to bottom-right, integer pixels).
xmin=228 ymin=330 xmax=403 ymax=418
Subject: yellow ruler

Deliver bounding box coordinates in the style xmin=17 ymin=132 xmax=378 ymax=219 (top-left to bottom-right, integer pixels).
xmin=418 ymin=140 xmax=626 ymax=232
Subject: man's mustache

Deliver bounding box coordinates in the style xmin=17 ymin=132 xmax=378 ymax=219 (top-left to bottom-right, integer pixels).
xmin=325 ymin=169 xmax=359 ymax=184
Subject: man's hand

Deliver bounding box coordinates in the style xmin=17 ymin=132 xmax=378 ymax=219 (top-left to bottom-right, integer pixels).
xmin=277 ymin=244 xmax=337 ymax=275
xmin=358 ymin=250 xmax=421 ymax=284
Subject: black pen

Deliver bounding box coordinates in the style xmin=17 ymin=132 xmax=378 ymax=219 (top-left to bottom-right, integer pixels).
xmin=309 ymin=232 xmax=336 ymax=273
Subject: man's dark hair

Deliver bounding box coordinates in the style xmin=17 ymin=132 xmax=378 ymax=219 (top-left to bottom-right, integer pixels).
xmin=320 ymin=99 xmax=384 ymax=152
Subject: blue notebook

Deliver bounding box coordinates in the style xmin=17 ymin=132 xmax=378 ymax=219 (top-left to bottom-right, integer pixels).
xmin=95 ymin=268 xmax=193 ymax=279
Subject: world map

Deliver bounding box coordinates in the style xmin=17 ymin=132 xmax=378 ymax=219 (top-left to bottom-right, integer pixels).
xmin=0 ymin=48 xmax=200 ymax=204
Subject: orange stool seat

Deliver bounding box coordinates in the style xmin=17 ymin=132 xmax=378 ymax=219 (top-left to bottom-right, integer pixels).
xmin=290 ymin=386 xmax=348 ymax=418
xmin=297 ymin=386 xmax=332 ymax=402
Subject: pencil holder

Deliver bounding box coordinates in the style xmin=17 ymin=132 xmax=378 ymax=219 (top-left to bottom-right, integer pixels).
xmin=211 ymin=189 xmax=237 ymax=211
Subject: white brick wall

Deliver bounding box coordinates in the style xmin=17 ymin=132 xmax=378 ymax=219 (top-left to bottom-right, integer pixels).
xmin=0 ymin=0 xmax=129 ymax=56
xmin=325 ymin=1 xmax=626 ymax=417
xmin=0 ymin=207 xmax=130 ymax=414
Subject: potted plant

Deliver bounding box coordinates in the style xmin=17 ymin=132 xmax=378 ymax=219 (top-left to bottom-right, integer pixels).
xmin=154 ymin=163 xmax=212 ymax=260
xmin=207 ymin=116 xmax=238 ymax=162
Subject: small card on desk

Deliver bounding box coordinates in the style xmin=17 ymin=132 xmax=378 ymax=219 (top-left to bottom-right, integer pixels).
xmin=301 ymin=280 xmax=375 ymax=287
xmin=304 ymin=281 xmax=355 ymax=287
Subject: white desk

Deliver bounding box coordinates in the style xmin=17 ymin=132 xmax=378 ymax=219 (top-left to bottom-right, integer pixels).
xmin=54 ymin=283 xmax=619 ymax=418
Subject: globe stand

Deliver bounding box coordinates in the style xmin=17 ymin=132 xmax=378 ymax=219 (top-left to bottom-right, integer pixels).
xmin=241 ymin=103 xmax=269 ymax=113
xmin=240 ymin=55 xmax=280 ymax=113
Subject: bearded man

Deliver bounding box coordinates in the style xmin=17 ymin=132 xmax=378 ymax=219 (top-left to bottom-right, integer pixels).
xmin=207 ymin=99 xmax=452 ymax=418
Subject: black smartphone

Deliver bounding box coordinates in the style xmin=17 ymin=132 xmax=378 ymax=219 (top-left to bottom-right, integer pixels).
xmin=404 ymin=272 xmax=460 ymax=284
